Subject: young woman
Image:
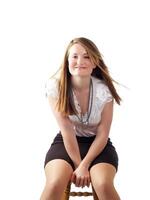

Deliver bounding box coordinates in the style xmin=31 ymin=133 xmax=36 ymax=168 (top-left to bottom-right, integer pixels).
xmin=40 ymin=37 xmax=121 ymax=200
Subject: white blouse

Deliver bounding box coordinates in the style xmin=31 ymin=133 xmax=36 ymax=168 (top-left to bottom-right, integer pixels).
xmin=45 ymin=76 xmax=113 ymax=137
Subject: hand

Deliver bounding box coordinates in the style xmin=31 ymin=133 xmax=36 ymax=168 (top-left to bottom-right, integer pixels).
xmin=71 ymin=165 xmax=91 ymax=188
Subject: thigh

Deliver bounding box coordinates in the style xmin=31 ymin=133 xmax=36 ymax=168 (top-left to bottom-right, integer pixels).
xmin=45 ymin=159 xmax=73 ymax=186
xmin=44 ymin=135 xmax=75 ymax=170
xmin=90 ymin=163 xmax=117 ymax=185
xmin=89 ymin=139 xmax=119 ymax=172
xmin=90 ymin=163 xmax=120 ymax=200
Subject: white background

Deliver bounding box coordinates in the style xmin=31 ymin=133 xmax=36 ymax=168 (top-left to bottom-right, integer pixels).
xmin=0 ymin=0 xmax=150 ymax=199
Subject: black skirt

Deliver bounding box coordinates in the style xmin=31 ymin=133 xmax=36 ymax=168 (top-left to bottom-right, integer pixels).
xmin=44 ymin=133 xmax=118 ymax=171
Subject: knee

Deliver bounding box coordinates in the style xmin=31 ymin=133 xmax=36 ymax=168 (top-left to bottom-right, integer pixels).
xmin=95 ymin=181 xmax=113 ymax=195
xmin=42 ymin=180 xmax=63 ymax=198
xmin=45 ymin=180 xmax=61 ymax=193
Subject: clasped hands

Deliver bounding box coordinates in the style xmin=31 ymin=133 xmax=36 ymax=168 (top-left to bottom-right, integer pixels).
xmin=70 ymin=164 xmax=91 ymax=188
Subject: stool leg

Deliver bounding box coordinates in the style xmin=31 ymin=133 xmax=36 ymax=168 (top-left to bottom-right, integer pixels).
xmin=92 ymin=186 xmax=99 ymax=200
xmin=61 ymin=183 xmax=70 ymax=200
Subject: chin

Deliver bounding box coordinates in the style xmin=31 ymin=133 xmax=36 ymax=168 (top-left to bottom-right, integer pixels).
xmin=75 ymin=73 xmax=91 ymax=77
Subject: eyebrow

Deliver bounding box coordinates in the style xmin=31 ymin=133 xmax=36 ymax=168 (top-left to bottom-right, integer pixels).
xmin=71 ymin=52 xmax=88 ymax=55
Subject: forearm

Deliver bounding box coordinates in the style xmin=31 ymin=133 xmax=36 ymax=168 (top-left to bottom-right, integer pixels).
xmin=48 ymin=97 xmax=82 ymax=168
xmin=80 ymin=132 xmax=108 ymax=168
xmin=61 ymin=126 xmax=81 ymax=168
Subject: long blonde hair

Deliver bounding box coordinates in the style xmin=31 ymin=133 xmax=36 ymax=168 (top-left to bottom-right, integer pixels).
xmin=52 ymin=37 xmax=121 ymax=115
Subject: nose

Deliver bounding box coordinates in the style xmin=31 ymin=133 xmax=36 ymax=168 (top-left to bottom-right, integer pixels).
xmin=77 ymin=57 xmax=84 ymax=65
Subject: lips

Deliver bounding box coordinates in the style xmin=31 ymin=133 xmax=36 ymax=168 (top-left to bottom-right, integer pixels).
xmin=75 ymin=66 xmax=86 ymax=69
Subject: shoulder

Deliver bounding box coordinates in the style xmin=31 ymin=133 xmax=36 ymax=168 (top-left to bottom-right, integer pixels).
xmin=92 ymin=76 xmax=109 ymax=91
xmin=45 ymin=77 xmax=59 ymax=98
xmin=92 ymin=76 xmax=113 ymax=104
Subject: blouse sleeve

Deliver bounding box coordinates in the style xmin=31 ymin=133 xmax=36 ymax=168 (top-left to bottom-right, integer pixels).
xmin=45 ymin=78 xmax=59 ymax=99
xmin=96 ymin=82 xmax=113 ymax=105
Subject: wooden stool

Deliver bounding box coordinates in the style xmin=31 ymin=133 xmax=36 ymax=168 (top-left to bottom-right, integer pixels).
xmin=61 ymin=182 xmax=98 ymax=199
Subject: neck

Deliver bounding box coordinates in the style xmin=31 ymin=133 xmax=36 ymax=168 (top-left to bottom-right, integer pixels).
xmin=71 ymin=76 xmax=91 ymax=91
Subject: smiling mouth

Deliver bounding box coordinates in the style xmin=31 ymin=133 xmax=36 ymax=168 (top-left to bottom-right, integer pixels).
xmin=75 ymin=66 xmax=86 ymax=69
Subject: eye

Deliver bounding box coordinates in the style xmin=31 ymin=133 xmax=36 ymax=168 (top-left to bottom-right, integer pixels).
xmin=72 ymin=55 xmax=78 ymax=58
xmin=84 ymin=56 xmax=90 ymax=59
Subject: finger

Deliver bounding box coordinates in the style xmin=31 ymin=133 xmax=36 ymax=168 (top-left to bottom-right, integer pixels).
xmin=87 ymin=177 xmax=91 ymax=187
xmin=70 ymin=174 xmax=74 ymax=182
xmin=71 ymin=173 xmax=76 ymax=183
xmin=79 ymin=177 xmax=84 ymax=188
xmin=75 ymin=177 xmax=81 ymax=187
xmin=83 ymin=177 xmax=88 ymax=188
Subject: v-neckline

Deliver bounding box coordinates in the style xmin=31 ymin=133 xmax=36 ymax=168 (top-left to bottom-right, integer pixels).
xmin=72 ymin=79 xmax=93 ymax=116
xmin=72 ymin=92 xmax=88 ymax=116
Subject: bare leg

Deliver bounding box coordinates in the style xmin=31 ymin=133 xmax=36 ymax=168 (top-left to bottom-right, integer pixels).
xmin=90 ymin=163 xmax=120 ymax=200
xmin=40 ymin=159 xmax=73 ymax=200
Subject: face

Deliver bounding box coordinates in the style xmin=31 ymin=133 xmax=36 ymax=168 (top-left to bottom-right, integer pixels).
xmin=68 ymin=43 xmax=96 ymax=77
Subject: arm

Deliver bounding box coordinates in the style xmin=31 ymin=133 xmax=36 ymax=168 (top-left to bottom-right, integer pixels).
xmin=71 ymin=101 xmax=114 ymax=188
xmin=48 ymin=96 xmax=81 ymax=168
xmin=80 ymin=100 xmax=114 ymax=168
